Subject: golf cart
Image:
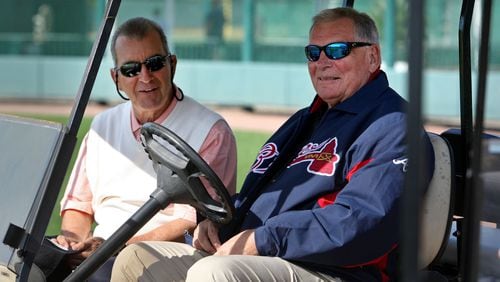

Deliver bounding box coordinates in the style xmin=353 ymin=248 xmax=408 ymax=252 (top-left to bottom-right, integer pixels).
xmin=0 ymin=0 xmax=498 ymax=281
xmin=398 ymin=0 xmax=500 ymax=281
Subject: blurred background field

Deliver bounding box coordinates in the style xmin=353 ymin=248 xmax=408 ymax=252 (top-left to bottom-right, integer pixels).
xmin=1 ymin=0 xmax=500 ymax=127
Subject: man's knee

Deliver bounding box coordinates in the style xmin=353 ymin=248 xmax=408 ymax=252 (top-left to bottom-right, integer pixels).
xmin=187 ymin=256 xmax=229 ymax=281
xmin=187 ymin=256 xmax=257 ymax=281
xmin=111 ymin=244 xmax=145 ymax=281
xmin=112 ymin=242 xmax=205 ymax=281
xmin=114 ymin=243 xmax=141 ymax=269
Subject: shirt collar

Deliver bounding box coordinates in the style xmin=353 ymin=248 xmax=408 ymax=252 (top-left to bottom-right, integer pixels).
xmin=131 ymin=96 xmax=178 ymax=139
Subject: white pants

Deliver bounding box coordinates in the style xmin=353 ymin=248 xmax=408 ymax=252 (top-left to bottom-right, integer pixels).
xmin=111 ymin=241 xmax=342 ymax=282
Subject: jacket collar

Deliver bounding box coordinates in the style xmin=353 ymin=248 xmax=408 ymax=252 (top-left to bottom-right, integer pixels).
xmin=309 ymin=70 xmax=389 ymax=115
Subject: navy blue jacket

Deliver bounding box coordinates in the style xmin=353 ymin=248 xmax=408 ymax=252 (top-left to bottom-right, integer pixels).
xmin=220 ymin=71 xmax=434 ymax=281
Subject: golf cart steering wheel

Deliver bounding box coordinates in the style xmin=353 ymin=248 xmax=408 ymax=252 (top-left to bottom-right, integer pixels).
xmin=141 ymin=122 xmax=234 ymax=224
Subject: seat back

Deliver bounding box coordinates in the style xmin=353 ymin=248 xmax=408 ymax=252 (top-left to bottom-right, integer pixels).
xmin=419 ymin=132 xmax=454 ymax=269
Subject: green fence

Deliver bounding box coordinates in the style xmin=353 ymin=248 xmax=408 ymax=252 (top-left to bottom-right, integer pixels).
xmin=1 ymin=0 xmax=499 ymax=68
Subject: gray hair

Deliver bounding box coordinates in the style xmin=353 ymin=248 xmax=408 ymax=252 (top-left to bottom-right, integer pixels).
xmin=310 ymin=7 xmax=379 ymax=44
xmin=110 ymin=17 xmax=170 ymax=65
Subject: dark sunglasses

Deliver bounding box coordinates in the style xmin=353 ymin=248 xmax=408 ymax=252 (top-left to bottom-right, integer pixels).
xmin=304 ymin=42 xmax=372 ymax=62
xmin=116 ymin=54 xmax=170 ymax=77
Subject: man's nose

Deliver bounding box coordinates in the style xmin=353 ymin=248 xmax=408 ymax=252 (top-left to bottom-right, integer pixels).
xmin=138 ymin=65 xmax=153 ymax=82
xmin=317 ymin=51 xmax=332 ymax=64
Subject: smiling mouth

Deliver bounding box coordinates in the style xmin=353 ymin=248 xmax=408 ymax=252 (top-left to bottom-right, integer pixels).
xmin=318 ymin=75 xmax=340 ymax=81
xmin=139 ymin=87 xmax=157 ymax=93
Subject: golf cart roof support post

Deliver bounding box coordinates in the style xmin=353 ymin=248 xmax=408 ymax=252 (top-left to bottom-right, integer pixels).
xmin=67 ymin=0 xmax=121 ymax=137
xmin=457 ymin=0 xmax=475 ymax=213
xmin=462 ymin=0 xmax=493 ymax=281
xmin=457 ymin=0 xmax=474 ymax=279
xmin=400 ymin=0 xmax=425 ymax=281
xmin=342 ymin=0 xmax=354 ymax=8
xmin=15 ymin=1 xmax=121 ymax=281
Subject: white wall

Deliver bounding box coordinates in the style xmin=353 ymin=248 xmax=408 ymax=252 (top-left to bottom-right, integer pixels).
xmin=1 ymin=55 xmax=499 ymax=122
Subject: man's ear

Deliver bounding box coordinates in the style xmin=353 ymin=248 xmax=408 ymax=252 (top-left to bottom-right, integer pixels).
xmin=368 ymin=44 xmax=381 ymax=72
xmin=169 ymin=54 xmax=177 ymax=79
xmin=110 ymin=68 xmax=118 ymax=84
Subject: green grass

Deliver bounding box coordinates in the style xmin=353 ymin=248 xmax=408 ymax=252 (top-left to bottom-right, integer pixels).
xmin=20 ymin=114 xmax=270 ymax=235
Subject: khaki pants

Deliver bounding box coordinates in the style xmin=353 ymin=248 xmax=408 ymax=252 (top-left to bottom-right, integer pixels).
xmin=111 ymin=241 xmax=342 ymax=282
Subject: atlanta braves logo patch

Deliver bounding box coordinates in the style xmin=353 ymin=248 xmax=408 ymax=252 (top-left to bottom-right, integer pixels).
xmin=251 ymin=142 xmax=279 ymax=174
xmin=288 ymin=137 xmax=340 ymax=176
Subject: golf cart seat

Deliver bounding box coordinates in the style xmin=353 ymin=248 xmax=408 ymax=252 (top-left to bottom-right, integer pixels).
xmin=438 ymin=129 xmax=500 ymax=277
xmin=419 ymin=132 xmax=454 ymax=269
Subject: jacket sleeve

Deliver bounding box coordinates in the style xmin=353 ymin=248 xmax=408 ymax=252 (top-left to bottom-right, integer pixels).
xmin=254 ymin=113 xmax=433 ymax=267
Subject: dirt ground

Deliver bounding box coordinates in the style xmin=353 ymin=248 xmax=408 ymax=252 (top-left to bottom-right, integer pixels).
xmin=0 ymin=100 xmax=482 ymax=135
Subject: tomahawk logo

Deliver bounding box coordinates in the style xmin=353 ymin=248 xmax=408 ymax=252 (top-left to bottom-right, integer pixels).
xmin=251 ymin=142 xmax=279 ymax=174
xmin=288 ymin=137 xmax=340 ymax=176
xmin=392 ymin=157 xmax=408 ymax=172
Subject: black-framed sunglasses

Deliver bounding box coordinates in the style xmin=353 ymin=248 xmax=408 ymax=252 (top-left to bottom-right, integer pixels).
xmin=115 ymin=54 xmax=170 ymax=77
xmin=304 ymin=42 xmax=372 ymax=62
